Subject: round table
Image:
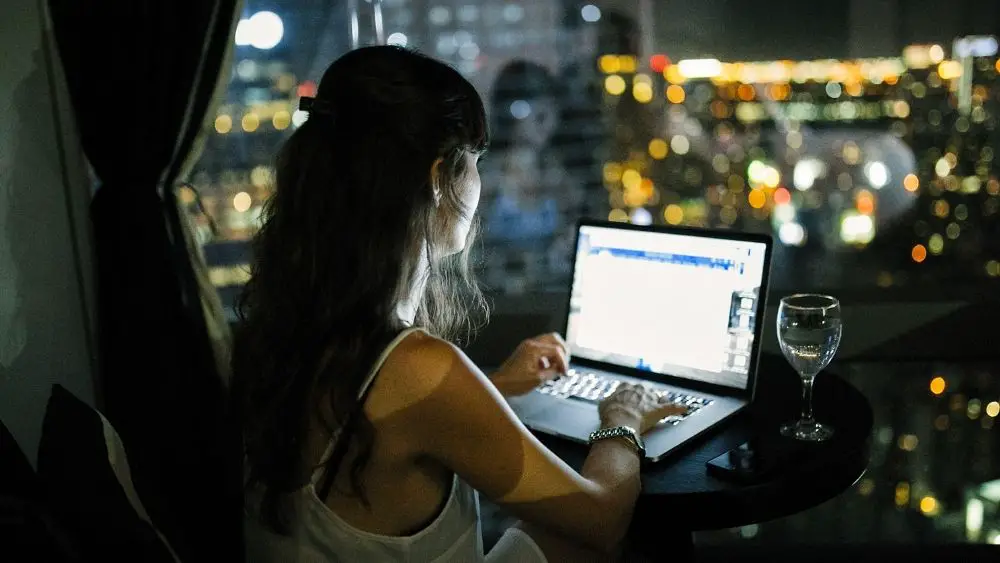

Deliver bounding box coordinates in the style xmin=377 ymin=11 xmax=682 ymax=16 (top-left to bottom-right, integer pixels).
xmin=532 ymin=352 xmax=873 ymax=555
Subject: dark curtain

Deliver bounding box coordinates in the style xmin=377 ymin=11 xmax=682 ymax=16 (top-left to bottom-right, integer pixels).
xmin=47 ymin=0 xmax=241 ymax=560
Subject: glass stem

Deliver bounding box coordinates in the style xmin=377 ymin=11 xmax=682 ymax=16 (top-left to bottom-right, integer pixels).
xmin=801 ymin=376 xmax=815 ymax=424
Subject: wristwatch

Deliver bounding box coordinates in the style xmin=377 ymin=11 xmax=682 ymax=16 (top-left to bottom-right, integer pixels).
xmin=588 ymin=425 xmax=645 ymax=458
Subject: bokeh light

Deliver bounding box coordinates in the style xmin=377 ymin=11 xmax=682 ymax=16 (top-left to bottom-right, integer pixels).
xmin=604 ymin=75 xmax=626 ymax=95
xmin=663 ymin=204 xmax=684 ymax=225
xmin=214 ymin=114 xmax=232 ymax=134
xmin=666 ymin=84 xmax=686 ymax=104
xmin=233 ymin=191 xmax=253 ymax=212
xmin=235 ymin=11 xmax=284 ymax=50
xmin=930 ymin=376 xmax=946 ymax=395
xmin=648 ymin=138 xmax=668 ymax=160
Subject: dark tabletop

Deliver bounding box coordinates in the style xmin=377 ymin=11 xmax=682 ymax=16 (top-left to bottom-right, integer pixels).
xmin=533 ymin=352 xmax=874 ymax=532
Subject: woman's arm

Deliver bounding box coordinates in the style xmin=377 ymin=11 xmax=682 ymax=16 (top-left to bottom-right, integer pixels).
xmin=385 ymin=335 xmax=643 ymax=553
xmin=486 ymin=332 xmax=567 ymax=400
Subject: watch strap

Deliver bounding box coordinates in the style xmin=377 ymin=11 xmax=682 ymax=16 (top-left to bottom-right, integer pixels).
xmin=588 ymin=425 xmax=646 ymax=458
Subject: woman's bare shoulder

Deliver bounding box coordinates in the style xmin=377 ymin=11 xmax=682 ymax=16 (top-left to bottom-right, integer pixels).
xmin=364 ymin=329 xmax=473 ymax=422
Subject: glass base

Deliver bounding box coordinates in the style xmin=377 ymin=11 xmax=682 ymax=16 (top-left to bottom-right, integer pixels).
xmin=780 ymin=420 xmax=834 ymax=442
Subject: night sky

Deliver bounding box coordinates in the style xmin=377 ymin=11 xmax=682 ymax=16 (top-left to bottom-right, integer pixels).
xmin=721 ymin=0 xmax=849 ymax=60
xmin=245 ymin=0 xmax=1000 ymax=74
xmin=653 ymin=0 xmax=998 ymax=61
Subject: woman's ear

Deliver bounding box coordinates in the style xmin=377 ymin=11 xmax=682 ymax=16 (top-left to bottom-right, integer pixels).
xmin=429 ymin=157 xmax=443 ymax=205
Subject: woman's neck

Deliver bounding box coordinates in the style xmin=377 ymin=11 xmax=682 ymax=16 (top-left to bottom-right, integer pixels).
xmin=396 ymin=248 xmax=430 ymax=326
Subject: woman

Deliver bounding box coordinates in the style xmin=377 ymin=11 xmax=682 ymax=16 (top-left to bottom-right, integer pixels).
xmin=481 ymin=60 xmax=579 ymax=292
xmin=485 ymin=60 xmax=563 ymax=241
xmin=235 ymin=46 xmax=685 ymax=562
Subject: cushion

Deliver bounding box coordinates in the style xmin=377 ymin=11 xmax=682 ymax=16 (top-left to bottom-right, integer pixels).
xmin=36 ymin=384 xmax=179 ymax=562
xmin=0 ymin=418 xmax=36 ymax=497
xmin=1 ymin=417 xmax=81 ymax=561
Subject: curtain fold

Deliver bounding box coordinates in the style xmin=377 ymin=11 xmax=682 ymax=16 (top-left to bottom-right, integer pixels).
xmin=47 ymin=0 xmax=241 ymax=560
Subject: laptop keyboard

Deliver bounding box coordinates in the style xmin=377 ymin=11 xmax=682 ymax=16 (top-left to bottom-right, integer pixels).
xmin=538 ymin=369 xmax=714 ymax=425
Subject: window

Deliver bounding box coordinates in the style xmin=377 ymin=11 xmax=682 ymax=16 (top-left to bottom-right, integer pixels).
xmin=185 ymin=0 xmax=1000 ymax=546
xmin=190 ymin=0 xmax=1000 ymax=302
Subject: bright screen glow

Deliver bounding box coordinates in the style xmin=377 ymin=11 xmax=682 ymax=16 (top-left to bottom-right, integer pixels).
xmin=565 ymin=225 xmax=767 ymax=390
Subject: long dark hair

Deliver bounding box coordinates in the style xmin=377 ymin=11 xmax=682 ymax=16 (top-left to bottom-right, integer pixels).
xmin=233 ymin=46 xmax=489 ymax=534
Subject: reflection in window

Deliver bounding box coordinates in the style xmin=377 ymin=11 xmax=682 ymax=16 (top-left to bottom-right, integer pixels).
xmin=187 ymin=1 xmax=1000 ymax=300
xmin=697 ymin=362 xmax=1000 ymax=544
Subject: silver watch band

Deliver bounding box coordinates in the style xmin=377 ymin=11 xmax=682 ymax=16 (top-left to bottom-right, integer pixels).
xmin=588 ymin=425 xmax=645 ymax=458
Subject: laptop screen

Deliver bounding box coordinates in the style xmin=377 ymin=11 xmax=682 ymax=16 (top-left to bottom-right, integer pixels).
xmin=565 ymin=224 xmax=768 ymax=391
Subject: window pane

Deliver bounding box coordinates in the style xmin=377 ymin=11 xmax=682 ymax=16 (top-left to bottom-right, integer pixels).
xmin=188 ymin=1 xmax=1000 ymax=299
xmin=185 ymin=0 xmax=1000 ymax=547
xmin=187 ymin=2 xmax=353 ymax=313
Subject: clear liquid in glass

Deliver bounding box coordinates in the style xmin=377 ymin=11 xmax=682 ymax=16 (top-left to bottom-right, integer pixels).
xmin=778 ymin=322 xmax=842 ymax=377
xmin=777 ymin=294 xmax=841 ymax=442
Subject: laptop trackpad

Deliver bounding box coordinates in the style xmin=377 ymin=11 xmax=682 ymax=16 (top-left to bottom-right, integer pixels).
xmin=524 ymin=398 xmax=598 ymax=440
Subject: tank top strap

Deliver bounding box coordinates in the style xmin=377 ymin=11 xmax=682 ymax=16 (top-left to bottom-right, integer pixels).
xmin=355 ymin=326 xmax=425 ymax=403
xmin=310 ymin=326 xmax=424 ymax=486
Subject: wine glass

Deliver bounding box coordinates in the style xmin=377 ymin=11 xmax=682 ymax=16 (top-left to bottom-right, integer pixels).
xmin=777 ymin=294 xmax=842 ymax=441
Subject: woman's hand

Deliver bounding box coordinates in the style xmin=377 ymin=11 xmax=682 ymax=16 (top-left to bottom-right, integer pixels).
xmin=490 ymin=332 xmax=569 ymax=397
xmin=598 ymin=383 xmax=690 ymax=434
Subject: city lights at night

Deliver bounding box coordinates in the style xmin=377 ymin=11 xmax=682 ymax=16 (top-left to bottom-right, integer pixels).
xmin=180 ymin=3 xmax=1000 ymax=546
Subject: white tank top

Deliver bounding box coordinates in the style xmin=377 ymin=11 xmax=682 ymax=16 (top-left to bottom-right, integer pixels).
xmin=244 ymin=327 xmax=486 ymax=562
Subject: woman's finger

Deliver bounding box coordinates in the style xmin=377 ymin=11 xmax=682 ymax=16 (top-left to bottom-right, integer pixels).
xmin=613 ymin=382 xmax=635 ymax=396
xmin=655 ymin=402 xmax=689 ymax=419
xmin=536 ymin=366 xmax=562 ymax=384
xmin=536 ymin=332 xmax=570 ymax=357
xmin=550 ymin=332 xmax=568 ymax=348
xmin=538 ymin=356 xmax=552 ymax=370
xmin=538 ymin=331 xmax=568 ymax=348
xmin=527 ymin=341 xmax=569 ymax=373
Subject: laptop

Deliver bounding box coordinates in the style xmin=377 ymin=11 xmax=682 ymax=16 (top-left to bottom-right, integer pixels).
xmin=507 ymin=219 xmax=773 ymax=462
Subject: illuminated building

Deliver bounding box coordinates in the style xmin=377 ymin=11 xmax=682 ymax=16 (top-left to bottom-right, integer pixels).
xmin=188 ymin=3 xmax=1000 ymax=294
xmin=597 ymin=39 xmax=1000 ymax=288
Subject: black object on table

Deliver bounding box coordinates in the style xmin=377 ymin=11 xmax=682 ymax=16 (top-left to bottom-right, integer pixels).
xmin=531 ymin=352 xmax=873 ymax=558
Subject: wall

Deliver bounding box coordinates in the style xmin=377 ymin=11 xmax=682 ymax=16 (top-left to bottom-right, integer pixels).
xmin=0 ymin=0 xmax=97 ymax=465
